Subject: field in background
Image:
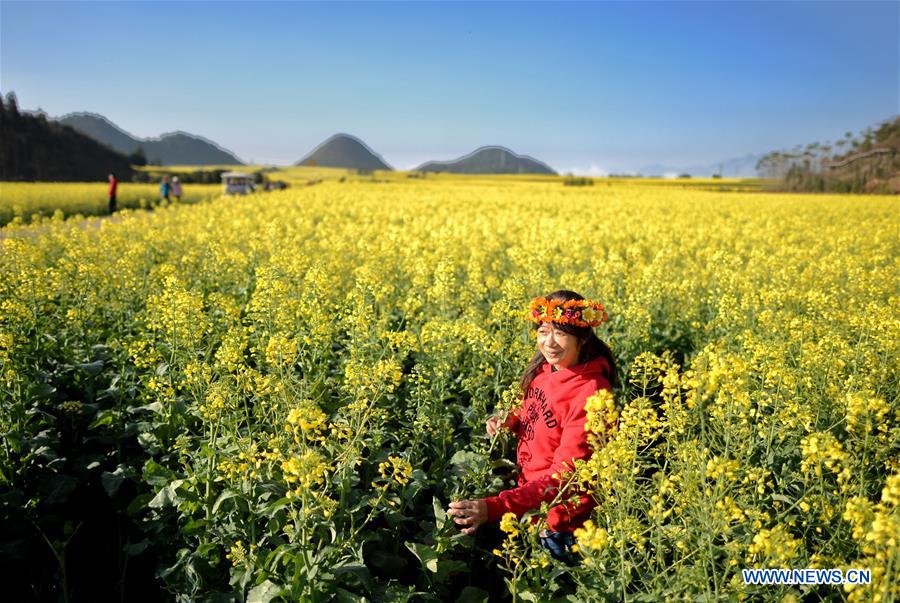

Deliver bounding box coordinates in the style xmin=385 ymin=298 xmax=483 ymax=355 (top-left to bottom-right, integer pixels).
xmin=1 ymin=170 xmax=778 ymax=227
xmin=0 ymin=182 xmax=221 ymax=226
xmin=2 ymin=178 xmax=896 ymax=601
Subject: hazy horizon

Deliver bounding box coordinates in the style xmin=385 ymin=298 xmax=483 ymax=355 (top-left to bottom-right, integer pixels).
xmin=2 ymin=1 xmax=897 ymax=175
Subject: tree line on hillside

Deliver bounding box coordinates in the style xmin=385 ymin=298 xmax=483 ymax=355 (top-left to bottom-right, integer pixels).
xmin=0 ymin=93 xmax=140 ymax=182
xmin=756 ymin=116 xmax=899 ymax=194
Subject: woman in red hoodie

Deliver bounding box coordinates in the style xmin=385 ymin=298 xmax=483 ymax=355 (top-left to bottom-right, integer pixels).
xmin=447 ymin=290 xmax=618 ymax=560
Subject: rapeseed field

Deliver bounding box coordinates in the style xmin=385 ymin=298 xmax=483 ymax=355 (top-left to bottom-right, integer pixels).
xmin=1 ymin=178 xmax=896 ymax=601
xmin=0 ymin=182 xmax=221 ymax=226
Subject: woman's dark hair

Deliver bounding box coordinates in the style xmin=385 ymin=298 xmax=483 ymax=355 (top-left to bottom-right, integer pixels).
xmin=519 ymin=289 xmax=619 ymax=392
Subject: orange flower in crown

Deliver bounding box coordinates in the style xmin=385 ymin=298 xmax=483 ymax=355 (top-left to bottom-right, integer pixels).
xmin=527 ymin=297 xmax=608 ymax=328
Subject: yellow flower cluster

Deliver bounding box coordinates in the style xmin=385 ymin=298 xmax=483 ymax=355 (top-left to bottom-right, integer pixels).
xmin=0 ymin=331 xmax=13 ymax=368
xmin=584 ymin=389 xmax=618 ymax=439
xmin=800 ymin=431 xmax=848 ymax=479
xmin=60 ymin=400 xmax=84 ymax=415
xmin=706 ymin=456 xmax=740 ymax=482
xmin=226 ymin=539 xmax=257 ymax=568
xmin=882 ymin=474 xmax=900 ymax=506
xmin=214 ymin=328 xmax=247 ymax=373
xmin=281 ymin=450 xmax=332 ymax=494
xmin=492 ymin=512 xmax=532 ymax=568
xmin=713 ymin=496 xmax=746 ymax=524
xmin=285 ymin=404 xmax=328 ymax=444
xmin=499 ymin=512 xmax=520 ymax=536
xmin=265 ymin=332 xmax=298 ymax=367
xmin=199 ymin=383 xmax=229 ymax=420
xmin=629 ymin=352 xmax=670 ymax=386
xmin=145 ymin=274 xmax=210 ymax=350
xmin=343 ymin=358 xmax=403 ymax=397
xmin=572 ymin=520 xmax=608 ymax=552
xmin=740 ymin=466 xmax=773 ymax=496
xmin=617 ymin=396 xmax=664 ymax=447
xmin=844 ymin=392 xmax=890 ymax=436
xmin=216 ymin=441 xmax=281 ymax=482
xmin=182 ymin=361 xmax=212 ymax=388
xmin=374 ymin=455 xmax=413 ymax=489
xmin=746 ymin=525 xmax=802 ymax=568
xmin=841 ymin=483 xmax=900 ymax=602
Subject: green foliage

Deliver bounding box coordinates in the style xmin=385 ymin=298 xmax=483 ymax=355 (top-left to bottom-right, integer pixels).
xmin=563 ymin=174 xmax=594 ymax=187
xmin=757 ymin=116 xmax=899 ymax=193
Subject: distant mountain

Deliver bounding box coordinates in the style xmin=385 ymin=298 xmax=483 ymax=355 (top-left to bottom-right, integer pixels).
xmin=1 ymin=95 xmax=134 ymax=181
xmin=295 ymin=133 xmax=392 ymax=170
xmin=57 ymin=112 xmax=244 ymax=166
xmin=416 ymin=146 xmax=557 ymax=175
xmin=639 ymin=153 xmax=764 ymax=178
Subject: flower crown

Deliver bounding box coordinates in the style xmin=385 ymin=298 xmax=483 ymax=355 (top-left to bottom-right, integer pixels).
xmin=527 ymin=297 xmax=608 ymax=328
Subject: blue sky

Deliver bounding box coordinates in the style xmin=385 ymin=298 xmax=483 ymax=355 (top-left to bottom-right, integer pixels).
xmin=1 ymin=1 xmax=897 ymax=173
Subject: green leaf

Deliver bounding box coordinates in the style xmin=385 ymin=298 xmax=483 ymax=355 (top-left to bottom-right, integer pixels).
xmin=77 ymin=360 xmax=104 ymax=376
xmin=29 ymin=382 xmax=56 ymax=400
xmin=404 ymin=542 xmax=439 ymax=572
xmin=90 ymin=410 xmax=115 ymax=429
xmin=183 ymin=518 xmax=211 ymax=535
xmin=455 ymin=586 xmax=489 ymax=603
xmin=433 ymin=496 xmax=446 ymax=530
xmin=125 ymin=539 xmax=150 ymax=556
xmin=436 ymin=559 xmax=467 ymax=582
xmin=384 ymin=509 xmax=409 ymax=527
xmin=90 ymin=344 xmax=111 ymax=359
xmin=148 ymin=480 xmax=183 ymax=509
xmin=134 ymin=401 xmax=163 ymax=414
xmin=367 ymin=549 xmax=408 ymax=573
xmin=137 ymin=432 xmax=160 ymax=452
xmin=263 ymin=545 xmax=293 ymax=572
xmin=247 ymin=579 xmax=282 ymax=603
xmin=212 ymin=489 xmax=238 ymax=514
xmin=771 ymin=493 xmax=794 ymax=505
xmin=101 ymin=465 xmax=131 ymax=497
xmin=148 ymin=488 xmax=173 ymax=509
xmin=334 ymin=588 xmax=362 ymax=603
xmin=332 ymin=562 xmax=370 ymax=582
xmin=259 ymin=496 xmax=292 ymax=516
xmin=127 ymin=493 xmax=152 ymax=515
xmin=43 ymin=474 xmax=78 ymax=505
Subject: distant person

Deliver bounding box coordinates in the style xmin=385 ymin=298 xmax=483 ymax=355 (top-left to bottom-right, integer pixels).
xmin=171 ymin=176 xmax=182 ymax=202
xmin=107 ymin=173 xmax=118 ymax=214
xmin=160 ymin=176 xmax=171 ymax=203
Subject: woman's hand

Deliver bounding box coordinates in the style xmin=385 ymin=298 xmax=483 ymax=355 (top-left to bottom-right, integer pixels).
xmin=486 ymin=414 xmax=506 ymax=436
xmin=447 ymin=499 xmax=488 ymax=535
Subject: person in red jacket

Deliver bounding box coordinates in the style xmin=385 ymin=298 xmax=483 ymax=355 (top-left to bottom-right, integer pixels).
xmin=107 ymin=173 xmax=118 ymax=214
xmin=447 ymin=289 xmax=618 ymax=561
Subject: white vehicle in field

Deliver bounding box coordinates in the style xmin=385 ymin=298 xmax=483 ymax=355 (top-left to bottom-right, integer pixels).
xmin=221 ymin=171 xmax=257 ymax=195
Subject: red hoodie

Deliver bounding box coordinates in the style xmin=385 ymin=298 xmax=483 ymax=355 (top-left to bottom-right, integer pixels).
xmin=483 ymin=356 xmax=611 ymax=533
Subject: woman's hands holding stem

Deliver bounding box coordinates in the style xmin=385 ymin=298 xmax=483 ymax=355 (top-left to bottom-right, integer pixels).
xmin=486 ymin=414 xmax=505 ymax=436
xmin=446 ymin=499 xmax=488 ymax=535
xmin=446 ymin=412 xmax=513 ymax=535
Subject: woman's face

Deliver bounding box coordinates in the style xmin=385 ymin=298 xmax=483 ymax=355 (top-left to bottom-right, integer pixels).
xmin=536 ymin=323 xmax=581 ymax=370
